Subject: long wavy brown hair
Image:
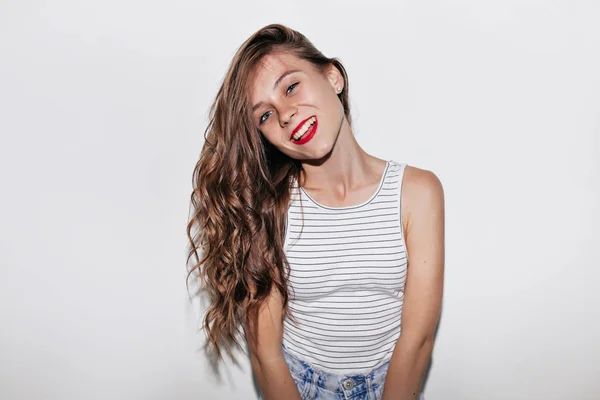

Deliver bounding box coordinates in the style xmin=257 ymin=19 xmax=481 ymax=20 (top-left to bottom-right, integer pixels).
xmin=186 ymin=23 xmax=352 ymax=360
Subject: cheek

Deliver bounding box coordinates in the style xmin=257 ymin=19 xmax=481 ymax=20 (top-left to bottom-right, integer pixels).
xmin=260 ymin=130 xmax=277 ymax=145
xmin=260 ymin=128 xmax=285 ymax=149
xmin=315 ymin=86 xmax=343 ymax=116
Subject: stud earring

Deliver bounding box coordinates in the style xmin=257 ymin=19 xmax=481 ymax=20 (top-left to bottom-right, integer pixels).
xmin=337 ymin=87 xmax=342 ymax=92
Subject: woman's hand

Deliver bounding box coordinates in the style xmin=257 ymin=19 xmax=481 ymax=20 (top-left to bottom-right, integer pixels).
xmin=247 ymin=288 xmax=303 ymax=400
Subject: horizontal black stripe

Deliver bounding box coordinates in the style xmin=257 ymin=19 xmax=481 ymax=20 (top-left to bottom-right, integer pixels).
xmin=283 ymin=324 xmax=400 ymax=348
xmin=291 ymin=288 xmax=403 ymax=304
xmin=283 ymin=336 xmax=397 ymax=358
xmin=290 ymin=297 xmax=403 ymax=308
xmin=289 ymin=274 xmax=407 ymax=287
xmin=290 ymin=213 xmax=397 ymax=222
xmin=290 ymin=282 xmax=405 ymax=294
xmin=289 ymin=263 xmax=407 ymax=272
xmin=282 ymin=340 xmax=399 ymax=360
xmin=284 ymin=319 xmax=399 ymax=339
xmin=284 ymin=330 xmax=400 ymax=351
xmin=282 ymin=343 xmax=392 ymax=362
xmin=291 ymin=314 xmax=401 ymax=332
xmin=289 ymin=232 xmax=402 ymax=241
xmin=289 ymin=224 xmax=399 ymax=235
xmin=292 ymin=286 xmax=404 ymax=299
xmin=287 ymin=238 xmax=402 ymax=247
xmin=289 ymin=270 xmax=406 ymax=281
xmin=288 ymin=307 xmax=401 ymax=323
xmin=290 ymin=301 xmax=403 ymax=313
xmin=292 ymin=314 xmax=401 ymax=328
xmin=289 ymin=256 xmax=406 ymax=267
xmin=286 ymin=244 xmax=403 ymax=253
xmin=324 ymin=292 xmax=405 ymax=299
xmin=288 ymin=250 xmax=404 ymax=260
xmin=284 ymin=323 xmax=400 ymax=345
xmin=288 ymin=205 xmax=396 ymax=216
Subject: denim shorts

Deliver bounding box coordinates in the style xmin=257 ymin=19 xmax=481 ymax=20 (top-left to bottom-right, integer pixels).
xmin=258 ymin=344 xmax=425 ymax=400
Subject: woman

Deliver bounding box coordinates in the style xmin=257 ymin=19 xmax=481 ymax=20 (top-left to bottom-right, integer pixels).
xmin=187 ymin=23 xmax=444 ymax=400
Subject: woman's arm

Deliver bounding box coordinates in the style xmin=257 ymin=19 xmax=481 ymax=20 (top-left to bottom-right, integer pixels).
xmin=247 ymin=288 xmax=302 ymax=400
xmin=382 ymin=166 xmax=445 ymax=400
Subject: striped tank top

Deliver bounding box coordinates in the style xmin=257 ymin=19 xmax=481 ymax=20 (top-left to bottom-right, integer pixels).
xmin=281 ymin=160 xmax=409 ymax=374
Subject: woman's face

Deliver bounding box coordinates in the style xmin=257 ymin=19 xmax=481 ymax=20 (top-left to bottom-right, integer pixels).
xmin=248 ymin=51 xmax=345 ymax=161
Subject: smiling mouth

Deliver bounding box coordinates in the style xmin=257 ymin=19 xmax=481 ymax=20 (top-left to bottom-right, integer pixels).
xmin=291 ymin=116 xmax=317 ymax=142
xmin=291 ymin=117 xmax=318 ymax=145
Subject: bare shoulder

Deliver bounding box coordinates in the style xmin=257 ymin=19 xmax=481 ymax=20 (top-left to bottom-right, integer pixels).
xmin=402 ymin=166 xmax=444 ymax=226
xmin=403 ymin=165 xmax=444 ymax=200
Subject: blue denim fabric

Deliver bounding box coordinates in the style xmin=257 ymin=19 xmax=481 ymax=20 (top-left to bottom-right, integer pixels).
xmin=257 ymin=344 xmax=425 ymax=400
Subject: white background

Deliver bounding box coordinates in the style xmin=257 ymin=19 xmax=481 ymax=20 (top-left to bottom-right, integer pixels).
xmin=1 ymin=1 xmax=599 ymax=399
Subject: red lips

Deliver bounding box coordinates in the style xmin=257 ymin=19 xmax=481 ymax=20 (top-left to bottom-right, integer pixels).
xmin=290 ymin=116 xmax=316 ymax=141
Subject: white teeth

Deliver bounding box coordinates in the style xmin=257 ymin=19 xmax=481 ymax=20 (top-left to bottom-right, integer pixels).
xmin=293 ymin=117 xmax=316 ymax=140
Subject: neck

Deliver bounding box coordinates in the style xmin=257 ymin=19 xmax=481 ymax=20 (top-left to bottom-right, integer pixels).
xmin=299 ymin=117 xmax=379 ymax=192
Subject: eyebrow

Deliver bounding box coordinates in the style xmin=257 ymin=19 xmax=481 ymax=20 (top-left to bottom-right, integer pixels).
xmin=252 ymin=69 xmax=301 ymax=112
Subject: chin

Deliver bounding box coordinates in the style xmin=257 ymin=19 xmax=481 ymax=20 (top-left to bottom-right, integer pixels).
xmin=287 ymin=132 xmax=336 ymax=162
xmin=299 ymin=141 xmax=334 ymax=163
xmin=314 ymin=142 xmax=334 ymax=158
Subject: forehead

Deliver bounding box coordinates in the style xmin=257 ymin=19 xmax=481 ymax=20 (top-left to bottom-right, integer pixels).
xmin=254 ymin=52 xmax=302 ymax=76
xmin=248 ymin=52 xmax=314 ymax=99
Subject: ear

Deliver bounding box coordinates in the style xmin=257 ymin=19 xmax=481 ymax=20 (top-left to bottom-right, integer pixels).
xmin=326 ymin=63 xmax=344 ymax=92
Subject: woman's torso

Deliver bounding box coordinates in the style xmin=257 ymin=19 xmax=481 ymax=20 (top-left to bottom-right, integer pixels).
xmin=282 ymin=160 xmax=410 ymax=375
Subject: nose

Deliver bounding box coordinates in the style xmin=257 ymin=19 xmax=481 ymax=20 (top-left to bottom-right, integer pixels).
xmin=279 ymin=104 xmax=297 ymax=128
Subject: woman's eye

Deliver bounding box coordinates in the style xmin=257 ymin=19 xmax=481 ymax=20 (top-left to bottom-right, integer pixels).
xmin=259 ymin=111 xmax=272 ymax=125
xmin=258 ymin=83 xmax=299 ymax=125
xmin=286 ymin=82 xmax=299 ymax=95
